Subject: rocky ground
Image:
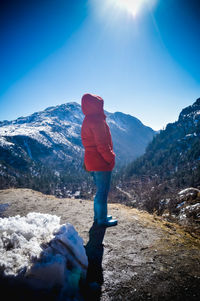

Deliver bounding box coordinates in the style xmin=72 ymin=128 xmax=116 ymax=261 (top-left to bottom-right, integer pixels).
xmin=0 ymin=188 xmax=200 ymax=300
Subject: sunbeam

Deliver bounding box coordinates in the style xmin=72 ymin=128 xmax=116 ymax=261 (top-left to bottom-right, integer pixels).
xmin=109 ymin=0 xmax=156 ymax=17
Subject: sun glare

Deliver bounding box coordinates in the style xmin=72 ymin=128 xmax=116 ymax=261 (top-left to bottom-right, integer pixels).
xmin=114 ymin=0 xmax=150 ymax=17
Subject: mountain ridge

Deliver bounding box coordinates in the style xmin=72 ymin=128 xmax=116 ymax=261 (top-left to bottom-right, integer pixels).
xmin=115 ymin=98 xmax=200 ymax=227
xmin=0 ymin=101 xmax=155 ymax=196
xmin=124 ymin=98 xmax=200 ymax=179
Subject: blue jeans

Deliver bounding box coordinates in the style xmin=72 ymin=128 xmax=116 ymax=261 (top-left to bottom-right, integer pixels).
xmin=91 ymin=171 xmax=112 ymax=224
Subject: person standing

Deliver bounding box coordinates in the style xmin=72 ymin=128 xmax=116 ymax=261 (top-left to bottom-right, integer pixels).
xmin=81 ymin=93 xmax=118 ymax=227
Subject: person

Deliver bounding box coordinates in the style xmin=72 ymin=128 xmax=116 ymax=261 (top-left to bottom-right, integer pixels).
xmin=81 ymin=93 xmax=118 ymax=227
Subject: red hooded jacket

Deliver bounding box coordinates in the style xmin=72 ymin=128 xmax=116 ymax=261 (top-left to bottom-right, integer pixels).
xmin=81 ymin=93 xmax=115 ymax=171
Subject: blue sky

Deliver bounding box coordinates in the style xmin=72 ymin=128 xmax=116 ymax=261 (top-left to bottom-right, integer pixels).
xmin=0 ymin=0 xmax=199 ymax=130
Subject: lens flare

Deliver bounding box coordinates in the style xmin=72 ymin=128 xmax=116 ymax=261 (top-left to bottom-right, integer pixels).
xmin=114 ymin=0 xmax=152 ymax=16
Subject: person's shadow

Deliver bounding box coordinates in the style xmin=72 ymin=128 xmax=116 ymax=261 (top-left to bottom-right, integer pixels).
xmin=81 ymin=222 xmax=106 ymax=300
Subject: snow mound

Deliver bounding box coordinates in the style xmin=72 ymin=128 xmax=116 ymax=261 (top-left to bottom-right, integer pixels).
xmin=0 ymin=212 xmax=60 ymax=275
xmin=0 ymin=212 xmax=88 ymax=299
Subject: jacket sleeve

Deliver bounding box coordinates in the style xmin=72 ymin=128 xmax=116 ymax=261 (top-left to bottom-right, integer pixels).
xmin=91 ymin=121 xmax=115 ymax=164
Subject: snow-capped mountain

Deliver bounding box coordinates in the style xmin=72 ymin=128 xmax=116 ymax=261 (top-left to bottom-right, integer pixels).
xmin=0 ymin=103 xmax=84 ymax=168
xmin=0 ymin=102 xmax=155 ymax=196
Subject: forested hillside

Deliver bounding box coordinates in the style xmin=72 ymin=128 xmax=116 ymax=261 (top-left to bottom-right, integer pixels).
xmin=113 ymin=99 xmax=200 ymax=230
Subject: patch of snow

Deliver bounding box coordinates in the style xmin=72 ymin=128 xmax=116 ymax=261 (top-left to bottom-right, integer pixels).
xmin=74 ymin=191 xmax=80 ymax=197
xmin=179 ymin=213 xmax=187 ymax=220
xmin=0 ymin=137 xmax=14 ymax=147
xmin=162 ymin=212 xmax=170 ymax=218
xmin=185 ymin=133 xmax=197 ymax=138
xmin=185 ymin=203 xmax=200 ymax=212
xmin=107 ymin=118 xmax=127 ymax=132
xmin=0 ymin=212 xmax=60 ymax=275
xmin=0 ymin=213 xmax=88 ymax=290
xmin=0 ymin=124 xmax=52 ymax=147
xmin=178 ymin=188 xmax=199 ymax=196
xmin=54 ymin=171 xmax=60 ymax=177
xmin=160 ymin=199 xmax=170 ymax=206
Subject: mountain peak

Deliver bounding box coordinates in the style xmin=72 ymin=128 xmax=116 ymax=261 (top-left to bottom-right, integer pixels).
xmin=45 ymin=102 xmax=80 ymax=111
xmin=179 ymin=97 xmax=200 ymax=120
xmin=193 ymin=97 xmax=200 ymax=106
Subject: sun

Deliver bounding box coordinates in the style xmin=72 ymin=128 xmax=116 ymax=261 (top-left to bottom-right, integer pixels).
xmin=114 ymin=0 xmax=149 ymax=16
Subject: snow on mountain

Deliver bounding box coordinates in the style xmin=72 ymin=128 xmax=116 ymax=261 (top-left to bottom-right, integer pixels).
xmin=179 ymin=98 xmax=200 ymax=121
xmin=0 ymin=101 xmax=155 ymax=195
xmin=0 ymin=102 xmax=155 ymax=164
xmin=106 ymin=111 xmax=155 ymax=163
xmin=0 ymin=102 xmax=83 ymax=151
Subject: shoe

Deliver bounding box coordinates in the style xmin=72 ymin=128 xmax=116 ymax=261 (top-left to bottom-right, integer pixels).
xmin=107 ymin=215 xmax=112 ymax=221
xmin=94 ymin=215 xmax=112 ymax=224
xmin=98 ymin=219 xmax=118 ymax=228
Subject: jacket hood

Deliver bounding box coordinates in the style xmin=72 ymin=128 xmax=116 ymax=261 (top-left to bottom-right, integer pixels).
xmin=81 ymin=93 xmax=105 ymax=116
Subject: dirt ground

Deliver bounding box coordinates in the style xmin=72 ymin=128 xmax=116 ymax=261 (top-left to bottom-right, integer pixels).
xmin=0 ymin=188 xmax=200 ymax=301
